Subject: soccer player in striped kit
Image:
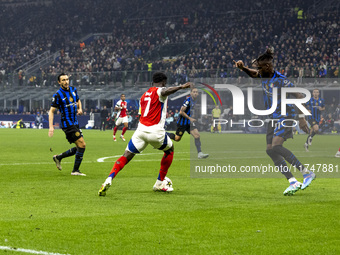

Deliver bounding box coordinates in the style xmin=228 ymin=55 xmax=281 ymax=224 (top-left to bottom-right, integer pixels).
xmin=234 ymin=48 xmax=316 ymax=195
xmin=48 ymin=73 xmax=86 ymax=176
xmin=99 ymin=72 xmax=191 ymax=196
xmin=113 ymin=94 xmax=128 ymax=142
xmin=304 ymin=89 xmax=325 ymax=151
xmin=167 ymin=87 xmax=209 ymax=159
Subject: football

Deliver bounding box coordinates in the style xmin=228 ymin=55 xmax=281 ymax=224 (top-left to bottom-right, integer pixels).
xmin=164 ymin=177 xmax=173 ymax=188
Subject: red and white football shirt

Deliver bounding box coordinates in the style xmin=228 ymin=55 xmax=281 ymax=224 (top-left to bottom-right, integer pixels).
xmin=115 ymin=100 xmax=127 ymax=118
xmin=138 ymin=87 xmax=167 ymax=131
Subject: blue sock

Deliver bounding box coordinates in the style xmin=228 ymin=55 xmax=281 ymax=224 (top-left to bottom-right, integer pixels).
xmin=273 ymin=145 xmax=305 ymax=172
xmin=58 ymin=147 xmax=77 ymax=160
xmin=195 ymin=138 xmax=201 ymax=153
xmin=73 ymin=147 xmax=85 ymax=172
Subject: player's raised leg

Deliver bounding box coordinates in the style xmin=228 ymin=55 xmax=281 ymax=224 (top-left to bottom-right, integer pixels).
xmin=98 ymin=150 xmax=134 ymax=196
xmin=99 ymin=133 xmax=142 ymax=196
xmin=53 ymin=147 xmax=77 ymax=170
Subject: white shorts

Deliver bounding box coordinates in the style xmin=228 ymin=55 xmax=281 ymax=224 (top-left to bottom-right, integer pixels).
xmin=126 ymin=129 xmax=173 ymax=154
xmin=115 ymin=116 xmax=128 ymax=126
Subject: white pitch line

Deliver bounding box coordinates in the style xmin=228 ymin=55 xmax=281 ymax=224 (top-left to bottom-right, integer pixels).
xmin=0 ymin=152 xmax=331 ymax=167
xmin=0 ymin=161 xmax=90 ymax=166
xmin=0 ymin=246 xmax=70 ymax=255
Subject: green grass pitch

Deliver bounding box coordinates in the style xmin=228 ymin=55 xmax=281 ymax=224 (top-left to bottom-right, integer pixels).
xmin=0 ymin=129 xmax=339 ymax=254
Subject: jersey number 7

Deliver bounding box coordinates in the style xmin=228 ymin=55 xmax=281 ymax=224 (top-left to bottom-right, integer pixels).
xmin=143 ymin=97 xmax=151 ymax=117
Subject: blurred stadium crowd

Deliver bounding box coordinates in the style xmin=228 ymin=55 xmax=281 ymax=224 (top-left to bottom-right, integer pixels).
xmin=0 ymin=0 xmax=339 ymax=86
xmin=0 ymin=0 xmax=339 ymax=131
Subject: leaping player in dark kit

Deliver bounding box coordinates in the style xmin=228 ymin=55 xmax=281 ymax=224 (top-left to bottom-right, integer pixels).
xmin=234 ymin=48 xmax=316 ymax=195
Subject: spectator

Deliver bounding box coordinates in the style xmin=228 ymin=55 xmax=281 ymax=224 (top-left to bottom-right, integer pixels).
xmin=100 ymin=106 xmax=109 ymax=131
xmin=35 ymin=112 xmax=44 ymax=129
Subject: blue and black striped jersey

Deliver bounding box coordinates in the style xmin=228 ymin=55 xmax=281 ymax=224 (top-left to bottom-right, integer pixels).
xmin=261 ymin=71 xmax=296 ymax=119
xmin=177 ymin=96 xmax=194 ymax=126
xmin=51 ymin=86 xmax=79 ymax=128
xmin=306 ymin=97 xmax=325 ymax=123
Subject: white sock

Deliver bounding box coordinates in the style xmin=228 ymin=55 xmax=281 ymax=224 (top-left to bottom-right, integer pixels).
xmin=288 ymin=177 xmax=297 ymax=183
xmin=105 ymin=177 xmax=112 ymax=184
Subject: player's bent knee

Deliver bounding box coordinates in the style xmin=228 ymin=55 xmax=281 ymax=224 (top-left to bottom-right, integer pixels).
xmin=123 ymin=150 xmax=135 ymax=161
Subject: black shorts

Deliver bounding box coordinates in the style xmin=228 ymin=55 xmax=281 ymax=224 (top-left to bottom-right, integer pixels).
xmin=175 ymin=122 xmax=197 ymax=137
xmin=62 ymin=125 xmax=83 ymax=144
xmin=308 ymin=118 xmax=319 ymax=127
xmin=266 ymin=119 xmax=293 ymax=145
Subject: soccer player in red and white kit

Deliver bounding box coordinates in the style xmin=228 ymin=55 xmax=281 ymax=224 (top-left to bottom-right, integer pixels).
xmin=113 ymin=94 xmax=128 ymax=141
xmin=99 ymin=72 xmax=191 ymax=196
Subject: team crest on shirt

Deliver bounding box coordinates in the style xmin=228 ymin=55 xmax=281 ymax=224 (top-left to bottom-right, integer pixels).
xmin=319 ymin=100 xmax=322 ymax=104
xmin=179 ymin=131 xmax=183 ymax=135
xmin=270 ymin=83 xmax=274 ymax=88
xmin=69 ymin=97 xmax=74 ymax=102
xmin=72 ymin=92 xmax=76 ymax=96
xmin=75 ymin=132 xmax=80 ymax=137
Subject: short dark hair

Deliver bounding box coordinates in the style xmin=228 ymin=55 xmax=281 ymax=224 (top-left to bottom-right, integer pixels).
xmin=152 ymin=72 xmax=167 ymax=83
xmin=121 ymin=94 xmax=125 ymax=97
xmin=58 ymin=73 xmax=67 ymax=82
xmin=256 ymin=48 xmax=274 ymax=63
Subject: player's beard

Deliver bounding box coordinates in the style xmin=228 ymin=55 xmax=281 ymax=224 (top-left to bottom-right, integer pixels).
xmin=61 ymin=83 xmax=69 ymax=90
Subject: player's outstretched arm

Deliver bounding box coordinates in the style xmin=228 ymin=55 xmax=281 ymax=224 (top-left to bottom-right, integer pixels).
xmin=161 ymin=82 xmax=192 ymax=97
xmin=48 ymin=107 xmax=56 ymax=137
xmin=233 ymin=60 xmax=259 ymax=78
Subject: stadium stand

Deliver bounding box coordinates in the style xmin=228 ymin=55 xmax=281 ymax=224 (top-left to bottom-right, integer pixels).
xmin=0 ymin=0 xmax=339 ymax=129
